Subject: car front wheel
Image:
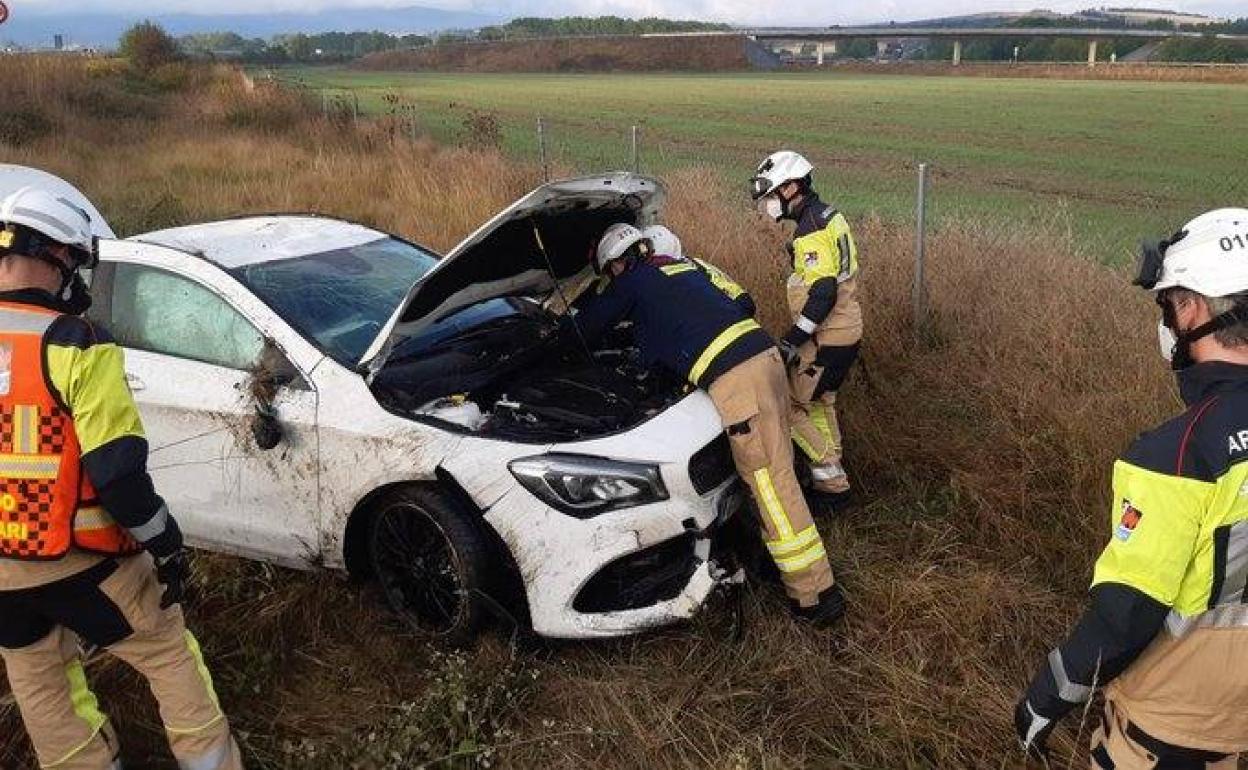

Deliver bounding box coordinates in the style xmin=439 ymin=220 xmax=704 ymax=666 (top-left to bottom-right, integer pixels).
xmin=367 ymin=485 xmax=492 ymax=645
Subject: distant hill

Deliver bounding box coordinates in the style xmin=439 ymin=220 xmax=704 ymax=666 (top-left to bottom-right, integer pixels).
xmin=892 ymin=7 xmax=1224 ymax=29
xmin=0 ymin=6 xmax=504 ymax=49
xmin=889 ymin=11 xmax=1065 ymax=28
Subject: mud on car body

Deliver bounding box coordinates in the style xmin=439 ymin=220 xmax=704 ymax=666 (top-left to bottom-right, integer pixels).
xmin=86 ymin=172 xmax=744 ymax=642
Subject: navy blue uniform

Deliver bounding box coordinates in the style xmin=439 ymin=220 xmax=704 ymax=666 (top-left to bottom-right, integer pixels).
xmin=569 ymin=256 xmax=773 ymax=388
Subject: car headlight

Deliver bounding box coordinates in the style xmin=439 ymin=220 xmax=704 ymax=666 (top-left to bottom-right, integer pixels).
xmin=508 ymin=454 xmax=669 ymax=518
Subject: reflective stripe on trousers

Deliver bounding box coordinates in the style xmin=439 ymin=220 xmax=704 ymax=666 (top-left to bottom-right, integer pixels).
xmin=46 ymin=658 xmax=109 ymax=769
xmin=766 ymin=523 xmax=828 ymax=574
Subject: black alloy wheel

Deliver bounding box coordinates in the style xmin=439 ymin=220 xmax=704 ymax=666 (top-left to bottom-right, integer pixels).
xmin=368 ymin=486 xmax=492 ymax=645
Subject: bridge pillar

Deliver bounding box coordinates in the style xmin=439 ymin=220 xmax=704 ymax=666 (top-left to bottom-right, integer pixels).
xmin=877 ymin=40 xmax=888 ymax=59
xmin=816 ymin=41 xmax=824 ymax=66
xmin=952 ymin=39 xmax=962 ymax=66
xmin=1088 ymin=39 xmax=1098 ymax=67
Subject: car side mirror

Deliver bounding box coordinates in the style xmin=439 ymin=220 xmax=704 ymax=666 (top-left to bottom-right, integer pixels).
xmin=250 ymin=406 xmax=283 ymax=451
xmin=246 ymin=340 xmax=298 ymax=451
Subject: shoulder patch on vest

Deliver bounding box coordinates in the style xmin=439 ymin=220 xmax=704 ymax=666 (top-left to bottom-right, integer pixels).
xmin=1115 ymin=500 xmax=1143 ymax=541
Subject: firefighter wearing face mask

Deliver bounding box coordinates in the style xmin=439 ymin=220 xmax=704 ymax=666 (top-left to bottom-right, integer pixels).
xmin=1014 ymin=208 xmax=1248 ymax=769
xmin=0 ymin=186 xmax=243 ymax=770
xmin=750 ymin=151 xmax=861 ymax=503
xmin=564 ymin=223 xmax=846 ymax=625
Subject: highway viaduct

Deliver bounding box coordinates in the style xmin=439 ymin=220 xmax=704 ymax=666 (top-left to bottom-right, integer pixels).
xmin=650 ymin=27 xmax=1248 ymax=67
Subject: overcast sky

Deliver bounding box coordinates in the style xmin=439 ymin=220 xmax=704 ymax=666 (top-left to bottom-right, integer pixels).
xmin=13 ymin=0 xmax=1246 ymax=25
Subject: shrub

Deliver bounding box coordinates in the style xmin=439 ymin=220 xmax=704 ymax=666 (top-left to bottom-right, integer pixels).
xmin=0 ymin=104 xmax=53 ymax=146
xmin=119 ymin=21 xmax=182 ymax=73
xmin=148 ymin=62 xmax=194 ymax=92
xmin=461 ymin=110 xmax=502 ymax=149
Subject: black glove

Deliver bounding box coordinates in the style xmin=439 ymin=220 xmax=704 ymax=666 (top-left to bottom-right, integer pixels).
xmin=1013 ymin=698 xmax=1056 ymax=761
xmin=778 ymin=325 xmax=809 ymax=368
xmin=776 ymin=339 xmax=800 ymax=368
xmin=154 ymin=549 xmax=191 ymax=609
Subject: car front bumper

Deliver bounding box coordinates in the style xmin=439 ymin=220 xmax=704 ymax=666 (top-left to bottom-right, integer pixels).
xmin=484 ymin=473 xmax=745 ymax=640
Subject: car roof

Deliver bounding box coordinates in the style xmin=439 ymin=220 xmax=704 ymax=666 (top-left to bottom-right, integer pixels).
xmin=130 ymin=215 xmax=391 ymax=269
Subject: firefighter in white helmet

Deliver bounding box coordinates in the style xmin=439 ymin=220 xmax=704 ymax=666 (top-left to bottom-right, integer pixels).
xmin=0 ymin=185 xmax=243 ymax=770
xmin=565 ymin=222 xmax=846 ymax=624
xmin=642 ymin=225 xmax=757 ymax=318
xmin=750 ymin=151 xmax=861 ymax=505
xmin=1015 ymin=208 xmax=1248 ymax=768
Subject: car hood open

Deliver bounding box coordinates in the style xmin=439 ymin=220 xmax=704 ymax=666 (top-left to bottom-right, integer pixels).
xmin=360 ymin=172 xmax=665 ymax=373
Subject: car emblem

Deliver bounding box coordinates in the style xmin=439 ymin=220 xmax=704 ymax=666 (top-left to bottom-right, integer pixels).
xmin=804 ymin=252 xmax=819 ymax=268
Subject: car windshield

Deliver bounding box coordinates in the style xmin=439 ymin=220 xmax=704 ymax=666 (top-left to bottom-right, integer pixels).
xmin=231 ymin=237 xmax=438 ymax=365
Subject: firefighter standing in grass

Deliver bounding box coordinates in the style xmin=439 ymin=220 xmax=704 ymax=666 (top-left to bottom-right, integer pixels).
xmin=565 ymin=223 xmax=846 ymax=623
xmin=1015 ymin=208 xmax=1248 ymax=769
xmin=0 ymin=187 xmax=243 ymax=770
xmin=750 ymin=151 xmax=862 ymax=503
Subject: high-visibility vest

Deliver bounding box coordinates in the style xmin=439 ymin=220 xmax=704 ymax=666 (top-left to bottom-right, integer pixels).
xmin=0 ymin=302 xmax=139 ymax=560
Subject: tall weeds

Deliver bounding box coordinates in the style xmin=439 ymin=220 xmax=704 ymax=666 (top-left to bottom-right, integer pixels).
xmin=0 ymin=57 xmax=1182 ymax=769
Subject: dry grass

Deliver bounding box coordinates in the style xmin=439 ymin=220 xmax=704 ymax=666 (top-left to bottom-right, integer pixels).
xmin=357 ymin=35 xmax=754 ymax=73
xmin=0 ymin=58 xmax=1183 ymax=769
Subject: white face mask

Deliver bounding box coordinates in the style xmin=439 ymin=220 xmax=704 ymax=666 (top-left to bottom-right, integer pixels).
xmin=1158 ymin=320 xmax=1177 ymax=362
xmin=763 ymin=196 xmax=784 ymax=221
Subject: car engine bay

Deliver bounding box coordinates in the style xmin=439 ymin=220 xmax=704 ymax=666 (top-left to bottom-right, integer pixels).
xmin=371 ymin=299 xmax=690 ymax=442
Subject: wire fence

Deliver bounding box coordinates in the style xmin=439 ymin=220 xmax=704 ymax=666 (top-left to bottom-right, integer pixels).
xmin=442 ymin=107 xmax=1245 ymax=258
xmin=290 ymin=73 xmax=1247 ymax=311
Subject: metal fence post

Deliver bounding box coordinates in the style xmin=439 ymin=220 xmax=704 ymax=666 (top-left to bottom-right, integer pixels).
xmin=537 ymin=117 xmax=550 ymax=182
xmin=913 ymin=162 xmax=930 ymax=334
xmin=631 ymin=125 xmax=640 ymax=173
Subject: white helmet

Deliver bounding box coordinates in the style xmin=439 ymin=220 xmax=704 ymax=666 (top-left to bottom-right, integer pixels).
xmin=0 ymin=186 xmax=98 ymax=267
xmin=1138 ymin=208 xmax=1248 ymax=297
xmin=642 ymin=225 xmax=682 ymax=258
xmin=595 ymin=222 xmax=646 ymax=273
xmin=749 ymin=150 xmax=814 ymax=201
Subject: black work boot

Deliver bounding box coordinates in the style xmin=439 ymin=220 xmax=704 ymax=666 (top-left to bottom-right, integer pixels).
xmin=808 ymin=487 xmax=853 ymax=517
xmin=793 ymin=583 xmax=846 ymax=627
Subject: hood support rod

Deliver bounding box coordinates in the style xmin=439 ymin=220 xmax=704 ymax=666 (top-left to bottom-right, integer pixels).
xmin=532 ymin=219 xmax=594 ymax=364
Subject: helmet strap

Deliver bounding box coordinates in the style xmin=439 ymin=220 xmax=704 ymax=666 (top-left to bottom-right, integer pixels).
xmin=776 ymin=180 xmax=809 ymax=221
xmin=0 ymin=224 xmax=86 ymax=295
xmin=1165 ymin=297 xmax=1248 ymax=370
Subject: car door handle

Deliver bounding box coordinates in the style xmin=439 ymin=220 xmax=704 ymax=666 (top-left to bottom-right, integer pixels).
xmin=125 ymin=372 xmax=146 ymax=392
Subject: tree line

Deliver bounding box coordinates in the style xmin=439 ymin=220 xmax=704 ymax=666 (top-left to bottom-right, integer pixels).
xmin=178 ymin=31 xmax=435 ymax=63
xmin=476 ymin=16 xmax=730 ymax=40
xmin=174 ymin=17 xmax=729 ymax=63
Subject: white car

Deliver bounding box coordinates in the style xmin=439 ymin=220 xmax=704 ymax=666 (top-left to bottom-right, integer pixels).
xmin=68 ymin=171 xmax=745 ymax=641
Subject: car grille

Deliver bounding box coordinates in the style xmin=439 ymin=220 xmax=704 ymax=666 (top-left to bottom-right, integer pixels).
xmin=689 ymin=434 xmax=734 ymax=495
xmin=573 ymin=534 xmax=698 ymax=614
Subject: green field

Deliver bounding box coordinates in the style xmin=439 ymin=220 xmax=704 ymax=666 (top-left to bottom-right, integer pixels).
xmin=279 ymin=68 xmax=1248 ymax=261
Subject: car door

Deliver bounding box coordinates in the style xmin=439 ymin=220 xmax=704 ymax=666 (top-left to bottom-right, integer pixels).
xmin=90 ymin=248 xmax=322 ymax=567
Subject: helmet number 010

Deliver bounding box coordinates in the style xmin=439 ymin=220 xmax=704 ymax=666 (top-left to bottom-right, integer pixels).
xmin=1223 ymin=233 xmax=1248 ymax=252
